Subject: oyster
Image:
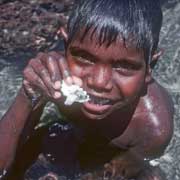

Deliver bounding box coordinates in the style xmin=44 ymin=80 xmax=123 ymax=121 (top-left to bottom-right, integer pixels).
xmin=61 ymin=80 xmax=90 ymax=105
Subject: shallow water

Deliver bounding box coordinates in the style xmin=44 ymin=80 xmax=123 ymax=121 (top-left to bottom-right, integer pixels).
xmin=0 ymin=2 xmax=180 ymax=179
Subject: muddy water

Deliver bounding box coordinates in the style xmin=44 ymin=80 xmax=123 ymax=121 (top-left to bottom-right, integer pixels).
xmin=0 ymin=2 xmax=180 ymax=179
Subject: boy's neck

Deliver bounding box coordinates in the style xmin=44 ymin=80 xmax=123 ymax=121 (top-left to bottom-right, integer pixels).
xmin=76 ymin=98 xmax=139 ymax=140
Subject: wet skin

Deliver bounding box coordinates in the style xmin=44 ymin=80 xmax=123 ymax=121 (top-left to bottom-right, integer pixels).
xmin=65 ymin=33 xmax=146 ymax=121
xmin=58 ymin=31 xmax=173 ymax=138
xmin=50 ymin=33 xmax=145 ymax=140
xmin=0 ymin=30 xmax=174 ymax=180
xmin=54 ymin=32 xmax=174 ymax=178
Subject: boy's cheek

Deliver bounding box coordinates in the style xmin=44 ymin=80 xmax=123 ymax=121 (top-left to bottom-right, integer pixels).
xmin=68 ymin=58 xmax=81 ymax=76
xmin=68 ymin=59 xmax=90 ymax=78
xmin=115 ymin=75 xmax=145 ymax=98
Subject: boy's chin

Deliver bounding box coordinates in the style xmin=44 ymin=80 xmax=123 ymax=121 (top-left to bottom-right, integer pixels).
xmin=80 ymin=99 xmax=130 ymax=120
xmin=81 ymin=109 xmax=109 ymax=120
xmin=81 ymin=104 xmax=112 ymax=120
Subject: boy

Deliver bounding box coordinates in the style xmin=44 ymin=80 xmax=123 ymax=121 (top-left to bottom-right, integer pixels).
xmin=0 ymin=0 xmax=174 ymax=179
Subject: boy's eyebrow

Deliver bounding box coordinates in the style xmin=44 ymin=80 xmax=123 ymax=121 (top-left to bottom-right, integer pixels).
xmin=69 ymin=46 xmax=99 ymax=61
xmin=114 ymin=57 xmax=143 ymax=65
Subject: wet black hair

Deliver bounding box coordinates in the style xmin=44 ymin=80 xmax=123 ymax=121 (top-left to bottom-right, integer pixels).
xmin=67 ymin=0 xmax=163 ymax=63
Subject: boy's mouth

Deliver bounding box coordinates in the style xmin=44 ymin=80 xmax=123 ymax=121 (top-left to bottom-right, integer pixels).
xmin=88 ymin=94 xmax=115 ymax=106
xmin=82 ymin=94 xmax=119 ymax=119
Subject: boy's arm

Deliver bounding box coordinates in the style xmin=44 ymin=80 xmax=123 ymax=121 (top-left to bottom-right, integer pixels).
xmin=108 ymin=115 xmax=173 ymax=180
xmin=103 ymin=145 xmax=168 ymax=180
xmin=0 ymin=87 xmax=46 ymax=176
xmin=108 ymin=93 xmax=174 ymax=179
xmin=0 ymin=51 xmax=81 ymax=178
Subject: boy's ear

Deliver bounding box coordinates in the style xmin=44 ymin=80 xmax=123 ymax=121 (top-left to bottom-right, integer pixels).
xmin=145 ymin=49 xmax=163 ymax=84
xmin=145 ymin=65 xmax=152 ymax=84
xmin=57 ymin=27 xmax=68 ymax=43
xmin=150 ymin=49 xmax=164 ymax=69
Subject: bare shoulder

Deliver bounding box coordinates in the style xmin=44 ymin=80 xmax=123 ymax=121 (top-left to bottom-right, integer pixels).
xmin=134 ymin=79 xmax=174 ymax=127
xmin=136 ymin=79 xmax=174 ymax=118
xmin=111 ymin=80 xmax=174 ymax=158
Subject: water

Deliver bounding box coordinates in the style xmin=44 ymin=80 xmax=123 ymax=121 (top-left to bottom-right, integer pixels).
xmin=0 ymin=2 xmax=180 ymax=179
xmin=151 ymin=2 xmax=180 ymax=179
xmin=0 ymin=56 xmax=27 ymax=117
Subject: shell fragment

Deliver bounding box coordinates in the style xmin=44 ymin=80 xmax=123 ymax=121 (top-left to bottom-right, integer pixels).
xmin=61 ymin=80 xmax=90 ymax=105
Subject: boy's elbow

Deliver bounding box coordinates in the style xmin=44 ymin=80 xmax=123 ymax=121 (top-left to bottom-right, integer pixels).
xmin=143 ymin=124 xmax=173 ymax=159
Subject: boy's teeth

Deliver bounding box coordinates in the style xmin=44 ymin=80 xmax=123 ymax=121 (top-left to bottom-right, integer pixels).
xmin=89 ymin=96 xmax=111 ymax=105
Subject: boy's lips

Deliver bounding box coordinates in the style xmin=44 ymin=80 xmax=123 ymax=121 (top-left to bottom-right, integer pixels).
xmin=82 ymin=94 xmax=117 ymax=116
xmin=83 ymin=101 xmax=111 ymax=114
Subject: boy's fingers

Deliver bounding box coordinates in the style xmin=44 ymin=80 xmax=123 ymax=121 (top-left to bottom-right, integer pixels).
xmin=23 ymin=80 xmax=36 ymax=96
xmin=39 ymin=69 xmax=55 ymax=96
xmin=38 ymin=52 xmax=61 ymax=90
xmin=24 ymin=67 xmax=61 ymax=99
xmin=72 ymin=76 xmax=83 ymax=87
xmin=53 ymin=81 xmax=61 ymax=90
xmin=64 ymin=72 xmax=73 ymax=85
xmin=45 ymin=51 xmax=72 ymax=85
xmin=54 ymin=91 xmax=62 ymax=99
xmin=23 ymin=67 xmax=50 ymax=97
xmin=46 ymin=53 xmax=62 ymax=83
xmin=29 ymin=59 xmax=55 ymax=97
xmin=57 ymin=56 xmax=71 ymax=80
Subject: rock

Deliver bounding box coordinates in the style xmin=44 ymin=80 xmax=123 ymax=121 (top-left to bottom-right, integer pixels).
xmin=0 ymin=0 xmax=178 ymax=58
xmin=0 ymin=0 xmax=73 ymax=58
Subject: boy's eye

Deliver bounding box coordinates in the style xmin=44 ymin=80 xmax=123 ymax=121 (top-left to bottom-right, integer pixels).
xmin=113 ymin=61 xmax=141 ymax=74
xmin=73 ymin=56 xmax=95 ymax=65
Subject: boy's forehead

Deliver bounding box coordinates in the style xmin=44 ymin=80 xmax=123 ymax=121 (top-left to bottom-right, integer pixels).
xmin=70 ymin=27 xmax=141 ymax=50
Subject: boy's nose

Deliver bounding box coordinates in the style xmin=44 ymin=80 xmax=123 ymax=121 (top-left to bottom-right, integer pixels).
xmin=87 ymin=64 xmax=113 ymax=92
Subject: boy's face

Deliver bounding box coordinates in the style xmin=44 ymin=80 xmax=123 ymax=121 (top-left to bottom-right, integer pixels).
xmin=66 ymin=31 xmax=148 ymax=120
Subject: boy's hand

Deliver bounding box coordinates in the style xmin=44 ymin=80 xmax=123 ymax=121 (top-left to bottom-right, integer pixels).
xmin=22 ymin=51 xmax=82 ymax=106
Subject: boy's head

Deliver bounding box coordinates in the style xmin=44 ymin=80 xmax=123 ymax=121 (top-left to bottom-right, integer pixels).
xmin=67 ymin=0 xmax=162 ymax=64
xmin=60 ymin=0 xmax=163 ymax=120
